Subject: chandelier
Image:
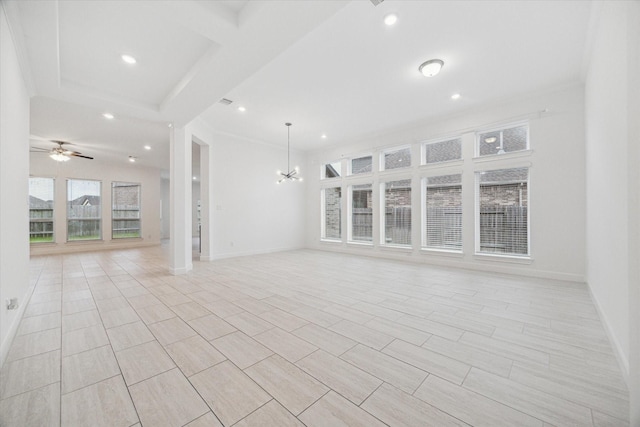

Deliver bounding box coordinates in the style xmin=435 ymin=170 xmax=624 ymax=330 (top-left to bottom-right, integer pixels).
xmin=277 ymin=122 xmax=303 ymax=183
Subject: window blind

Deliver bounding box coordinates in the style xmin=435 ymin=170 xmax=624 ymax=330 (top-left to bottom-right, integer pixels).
xmin=383 ymin=179 xmax=411 ymax=245
xmin=424 ymin=138 xmax=462 ymax=164
xmin=382 ymin=147 xmax=411 ymax=170
xmin=350 ymin=183 xmax=373 ymax=242
xmin=424 ymin=174 xmax=462 ymax=250
xmin=323 ymin=187 xmax=342 ymax=240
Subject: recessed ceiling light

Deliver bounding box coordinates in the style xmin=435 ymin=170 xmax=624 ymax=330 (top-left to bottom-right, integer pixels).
xmin=321 ymin=134 xmax=327 ymax=139
xmin=121 ymin=54 xmax=137 ymax=64
xmin=451 ymin=93 xmax=461 ymax=100
xmin=238 ymin=106 xmax=246 ymax=112
xmin=144 ymin=145 xmax=151 ymax=150
xmin=192 ymin=176 xmax=197 ymax=180
xmin=168 ymin=123 xmax=173 ymax=128
xmin=384 ymin=13 xmax=398 ymax=26
xmin=418 ymin=59 xmax=444 ymax=77
xmin=128 ymin=156 xmax=136 ymax=162
xmin=103 ymin=113 xmax=114 ymax=119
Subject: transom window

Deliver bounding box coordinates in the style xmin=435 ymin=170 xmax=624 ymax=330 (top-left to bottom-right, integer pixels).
xmin=477 ymin=123 xmax=528 ymax=157
xmin=381 ymin=146 xmax=411 ymax=171
xmin=321 ymin=161 xmax=342 ymax=179
xmin=349 ymin=155 xmax=372 ymax=175
xmin=423 ymin=137 xmax=462 ymax=164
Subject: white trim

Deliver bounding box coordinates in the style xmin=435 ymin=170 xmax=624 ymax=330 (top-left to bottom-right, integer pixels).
xmin=473 ymin=252 xmax=533 ymax=264
xmin=473 ymin=149 xmax=533 ymax=163
xmin=0 ymin=282 xmax=35 ymax=370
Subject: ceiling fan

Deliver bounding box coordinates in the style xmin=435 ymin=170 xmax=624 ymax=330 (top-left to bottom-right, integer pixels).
xmin=31 ymin=140 xmax=94 ymax=162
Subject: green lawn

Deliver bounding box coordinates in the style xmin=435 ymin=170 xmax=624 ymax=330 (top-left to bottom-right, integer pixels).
xmin=30 ymin=236 xmax=54 ymax=243
xmin=113 ymin=232 xmax=141 ymax=239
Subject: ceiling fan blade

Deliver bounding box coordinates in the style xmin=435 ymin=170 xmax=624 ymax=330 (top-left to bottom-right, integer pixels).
xmin=30 ymin=147 xmax=50 ymax=152
xmin=70 ymin=153 xmax=94 ymax=160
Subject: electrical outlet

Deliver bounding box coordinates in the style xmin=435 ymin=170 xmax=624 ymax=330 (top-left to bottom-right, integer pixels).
xmin=6 ymin=298 xmax=18 ymax=310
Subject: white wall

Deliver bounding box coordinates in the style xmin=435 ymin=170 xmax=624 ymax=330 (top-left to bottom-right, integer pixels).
xmin=192 ymin=181 xmax=200 ymax=237
xmin=29 ymin=155 xmax=162 ymax=255
xmin=307 ymin=84 xmax=586 ymax=282
xmin=160 ymin=177 xmax=170 ymax=239
xmin=0 ymin=4 xmax=31 ymax=368
xmin=585 ymin=1 xmax=640 ymax=422
xmin=198 ymin=126 xmax=307 ymax=259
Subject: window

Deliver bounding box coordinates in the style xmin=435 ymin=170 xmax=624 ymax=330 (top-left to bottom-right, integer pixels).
xmin=321 ymin=161 xmax=342 ymax=179
xmin=67 ymin=179 xmax=101 ymax=241
xmin=478 ymin=123 xmax=528 ymax=157
xmin=322 ymin=187 xmax=342 ymax=240
xmin=381 ymin=146 xmax=411 ymax=171
xmin=29 ymin=177 xmax=55 ymax=243
xmin=477 ymin=168 xmax=529 ymax=256
xmin=350 ymin=184 xmax=373 ymax=242
xmin=382 ymin=179 xmax=411 ymax=246
xmin=350 ymin=155 xmax=372 ymax=175
xmin=112 ymin=182 xmax=141 ymax=239
xmin=424 ymin=174 xmax=462 ymax=251
xmin=424 ymin=137 xmax=462 ymax=164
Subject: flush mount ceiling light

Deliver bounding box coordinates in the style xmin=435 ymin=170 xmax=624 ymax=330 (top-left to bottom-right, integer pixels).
xmin=121 ymin=54 xmax=137 ymax=64
xmin=237 ymin=106 xmax=246 ymax=112
xmin=484 ymin=136 xmax=498 ymax=143
xmin=277 ymin=123 xmax=303 ymax=184
xmin=144 ymin=145 xmax=151 ymax=150
xmin=103 ymin=113 xmax=114 ymax=119
xmin=418 ymin=59 xmax=444 ymax=77
xmin=451 ymin=93 xmax=461 ymax=100
xmin=384 ymin=13 xmax=398 ymax=26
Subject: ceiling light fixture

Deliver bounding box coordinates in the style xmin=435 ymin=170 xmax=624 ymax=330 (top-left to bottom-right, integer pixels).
xmin=192 ymin=176 xmax=197 ymax=180
xmin=451 ymin=93 xmax=461 ymax=100
xmin=384 ymin=13 xmax=398 ymax=26
xmin=321 ymin=134 xmax=327 ymax=139
xmin=144 ymin=145 xmax=151 ymax=150
xmin=121 ymin=54 xmax=137 ymax=64
xmin=128 ymin=156 xmax=136 ymax=162
xmin=238 ymin=106 xmax=246 ymax=112
xmin=50 ymin=152 xmax=70 ymax=162
xmin=484 ymin=136 xmax=497 ymax=144
xmin=103 ymin=113 xmax=114 ymax=119
xmin=277 ymin=123 xmax=302 ymax=184
xmin=418 ymin=59 xmax=444 ymax=77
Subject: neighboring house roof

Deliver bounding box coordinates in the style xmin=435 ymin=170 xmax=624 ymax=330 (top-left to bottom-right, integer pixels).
xmin=70 ymin=195 xmax=101 ymax=206
xmin=29 ymin=196 xmax=53 ymax=209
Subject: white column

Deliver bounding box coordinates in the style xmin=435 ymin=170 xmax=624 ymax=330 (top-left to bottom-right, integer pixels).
xmin=199 ymin=143 xmax=215 ymax=261
xmin=170 ymin=126 xmax=193 ymax=274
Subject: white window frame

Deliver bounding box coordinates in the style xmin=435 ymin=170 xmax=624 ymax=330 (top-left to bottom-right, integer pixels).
xmin=475 ymin=167 xmax=530 ymax=258
xmin=348 ymin=183 xmax=374 ymax=244
xmin=321 ymin=186 xmax=342 ymax=241
xmin=421 ymin=136 xmax=463 ymax=166
xmin=475 ymin=121 xmax=530 ymax=158
xmin=422 ymin=174 xmax=463 ymax=252
xmin=380 ymin=145 xmax=412 ymax=172
xmin=348 ymin=153 xmax=373 ymax=176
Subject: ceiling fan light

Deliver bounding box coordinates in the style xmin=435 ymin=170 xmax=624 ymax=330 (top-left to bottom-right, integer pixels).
xmin=418 ymin=59 xmax=444 ymax=77
xmin=484 ymin=136 xmax=498 ymax=144
xmin=50 ymin=153 xmax=69 ymax=162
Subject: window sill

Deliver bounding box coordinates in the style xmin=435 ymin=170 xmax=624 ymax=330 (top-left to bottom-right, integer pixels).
xmin=420 ymin=248 xmax=463 ymax=257
xmin=320 ymin=238 xmax=342 ymax=244
xmin=112 ymin=237 xmax=143 ymax=241
xmin=420 ymin=159 xmax=464 ymax=169
xmin=473 ymin=149 xmax=533 ymax=163
xmin=66 ymin=239 xmax=105 ymax=245
xmin=347 ymin=241 xmax=373 ymax=247
xmin=474 ymin=252 xmax=532 ymax=264
xmin=380 ymin=244 xmax=413 ymax=252
xmin=29 ymin=241 xmax=56 ymax=246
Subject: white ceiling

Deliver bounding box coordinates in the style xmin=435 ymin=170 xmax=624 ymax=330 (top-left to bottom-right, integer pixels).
xmin=8 ymin=0 xmax=593 ymax=170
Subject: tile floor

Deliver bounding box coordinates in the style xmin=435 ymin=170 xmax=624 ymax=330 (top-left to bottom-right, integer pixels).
xmin=0 ymin=246 xmax=630 ymax=426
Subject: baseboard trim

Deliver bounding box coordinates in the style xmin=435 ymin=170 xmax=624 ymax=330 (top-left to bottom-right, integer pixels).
xmin=0 ymin=281 xmax=35 ymax=370
xmin=587 ymin=283 xmax=630 ymax=385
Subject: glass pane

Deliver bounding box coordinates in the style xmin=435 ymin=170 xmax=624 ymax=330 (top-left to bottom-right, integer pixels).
xmin=478 ymin=124 xmax=528 ymax=157
xmin=324 ymin=187 xmax=341 ymax=239
xmin=29 ymin=177 xmax=55 ymax=243
xmin=112 ymin=182 xmax=141 ymax=238
xmin=425 ymin=138 xmax=462 ymax=164
xmin=351 ymin=184 xmax=372 ymax=242
xmin=67 ymin=179 xmax=101 ymax=241
xmin=323 ymin=161 xmax=341 ymax=179
xmin=383 ymin=147 xmax=411 ymax=170
xmin=478 ymin=168 xmax=528 ymax=255
xmin=351 ymin=156 xmax=372 ymax=175
xmin=425 ymin=174 xmax=462 ymax=250
xmin=384 ymin=179 xmax=411 ymax=245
